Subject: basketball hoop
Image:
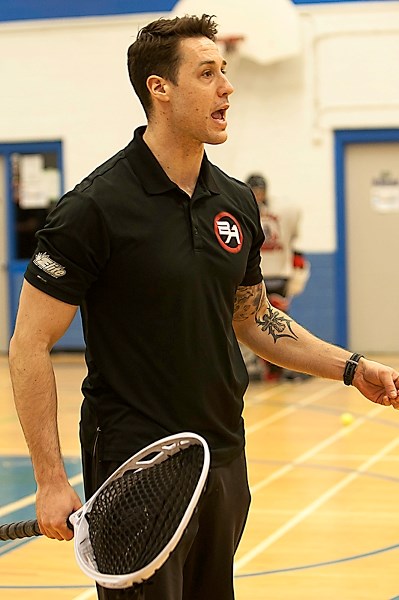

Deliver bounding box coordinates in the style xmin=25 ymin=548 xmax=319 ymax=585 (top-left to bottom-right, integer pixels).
xmin=216 ymin=35 xmax=245 ymax=55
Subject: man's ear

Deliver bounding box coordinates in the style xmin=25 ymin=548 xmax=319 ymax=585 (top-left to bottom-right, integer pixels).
xmin=146 ymin=75 xmax=171 ymax=104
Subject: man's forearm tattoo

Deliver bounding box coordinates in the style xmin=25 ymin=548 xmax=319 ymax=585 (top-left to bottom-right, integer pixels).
xmin=233 ymin=284 xmax=263 ymax=321
xmin=234 ymin=283 xmax=298 ymax=343
xmin=255 ymin=303 xmax=298 ymax=343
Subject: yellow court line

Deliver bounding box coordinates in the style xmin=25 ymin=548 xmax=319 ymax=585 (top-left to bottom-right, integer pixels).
xmin=235 ymin=406 xmax=398 ymax=573
xmin=316 ymin=453 xmax=399 ymax=462
xmin=245 ymin=382 xmax=341 ymax=435
xmin=248 ymin=404 xmax=384 ymax=495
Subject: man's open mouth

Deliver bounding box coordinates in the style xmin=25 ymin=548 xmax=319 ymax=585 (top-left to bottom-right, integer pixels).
xmin=211 ymin=108 xmax=227 ymax=122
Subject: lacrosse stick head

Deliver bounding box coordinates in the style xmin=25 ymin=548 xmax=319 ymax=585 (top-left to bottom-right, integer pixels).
xmin=69 ymin=432 xmax=210 ymax=589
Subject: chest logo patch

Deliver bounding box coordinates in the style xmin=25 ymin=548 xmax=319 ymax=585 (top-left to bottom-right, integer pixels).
xmin=214 ymin=212 xmax=243 ymax=254
xmin=33 ymin=252 xmax=66 ymax=278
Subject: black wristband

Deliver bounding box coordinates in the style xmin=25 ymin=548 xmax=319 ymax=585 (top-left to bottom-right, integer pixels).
xmin=343 ymin=353 xmax=364 ymax=386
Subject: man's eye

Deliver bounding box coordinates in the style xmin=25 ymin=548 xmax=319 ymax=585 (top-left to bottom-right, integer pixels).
xmin=203 ymin=70 xmax=213 ymax=77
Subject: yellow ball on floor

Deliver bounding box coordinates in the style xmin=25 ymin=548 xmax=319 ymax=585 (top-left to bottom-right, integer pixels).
xmin=340 ymin=412 xmax=354 ymax=426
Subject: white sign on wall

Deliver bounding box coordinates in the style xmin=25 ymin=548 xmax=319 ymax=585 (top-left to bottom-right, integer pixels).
xmin=18 ymin=155 xmax=60 ymax=209
xmin=370 ymin=172 xmax=399 ymax=213
xmin=19 ymin=154 xmax=47 ymax=209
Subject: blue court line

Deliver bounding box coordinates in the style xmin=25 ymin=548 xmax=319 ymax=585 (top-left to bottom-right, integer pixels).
xmin=239 ymin=453 xmax=399 ymax=583
xmin=2 ymin=543 xmax=399 ymax=588
xmin=235 ymin=542 xmax=399 ymax=578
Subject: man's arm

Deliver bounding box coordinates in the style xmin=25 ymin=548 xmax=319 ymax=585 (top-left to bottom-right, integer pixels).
xmin=233 ymin=281 xmax=399 ymax=408
xmin=9 ymin=280 xmax=83 ymax=540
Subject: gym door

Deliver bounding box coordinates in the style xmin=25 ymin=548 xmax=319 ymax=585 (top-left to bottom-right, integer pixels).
xmin=2 ymin=142 xmax=84 ymax=349
xmin=345 ymin=141 xmax=399 ymax=353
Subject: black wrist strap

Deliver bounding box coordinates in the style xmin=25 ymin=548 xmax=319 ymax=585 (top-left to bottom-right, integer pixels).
xmin=343 ymin=353 xmax=364 ymax=386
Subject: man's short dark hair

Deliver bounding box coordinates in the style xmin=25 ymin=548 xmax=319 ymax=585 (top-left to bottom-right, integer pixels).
xmin=128 ymin=14 xmax=218 ymax=118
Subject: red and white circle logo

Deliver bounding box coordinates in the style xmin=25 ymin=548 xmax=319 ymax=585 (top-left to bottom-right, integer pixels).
xmin=214 ymin=212 xmax=243 ymax=254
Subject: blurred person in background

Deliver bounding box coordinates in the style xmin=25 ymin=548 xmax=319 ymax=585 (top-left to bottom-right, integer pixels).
xmin=245 ymin=173 xmax=310 ymax=381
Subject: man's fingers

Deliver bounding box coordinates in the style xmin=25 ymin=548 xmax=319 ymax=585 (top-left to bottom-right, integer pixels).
xmin=379 ymin=370 xmax=399 ymax=401
xmin=38 ymin=520 xmax=73 ymax=541
xmin=389 ymin=397 xmax=399 ymax=410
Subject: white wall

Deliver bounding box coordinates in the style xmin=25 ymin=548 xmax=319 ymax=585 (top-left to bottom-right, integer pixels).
xmin=0 ymin=2 xmax=398 ymax=252
xmin=0 ymin=15 xmax=152 ymax=188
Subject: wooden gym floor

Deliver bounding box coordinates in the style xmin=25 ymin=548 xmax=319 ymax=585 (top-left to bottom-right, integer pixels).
xmin=1 ymin=352 xmax=399 ymax=599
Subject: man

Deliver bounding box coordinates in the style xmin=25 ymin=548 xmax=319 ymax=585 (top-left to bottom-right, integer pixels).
xmin=8 ymin=14 xmax=399 ymax=600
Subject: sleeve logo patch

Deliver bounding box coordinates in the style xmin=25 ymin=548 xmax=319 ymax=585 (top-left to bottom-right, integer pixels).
xmin=214 ymin=212 xmax=243 ymax=253
xmin=33 ymin=252 xmax=66 ymax=278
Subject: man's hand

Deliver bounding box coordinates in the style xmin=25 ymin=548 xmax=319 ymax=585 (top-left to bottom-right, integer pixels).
xmin=353 ymin=358 xmax=399 ymax=409
xmin=36 ymin=480 xmax=82 ymax=541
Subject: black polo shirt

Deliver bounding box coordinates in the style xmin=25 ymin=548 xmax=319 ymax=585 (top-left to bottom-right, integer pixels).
xmin=25 ymin=126 xmax=264 ymax=466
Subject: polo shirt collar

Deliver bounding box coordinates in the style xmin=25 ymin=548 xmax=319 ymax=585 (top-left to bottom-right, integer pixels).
xmin=125 ymin=126 xmax=220 ymax=196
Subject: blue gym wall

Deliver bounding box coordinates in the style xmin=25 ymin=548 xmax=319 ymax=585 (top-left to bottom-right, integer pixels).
xmin=290 ymin=254 xmax=337 ymax=345
xmin=0 ymin=1 xmax=178 ymax=22
xmin=0 ymin=0 xmax=394 ymax=23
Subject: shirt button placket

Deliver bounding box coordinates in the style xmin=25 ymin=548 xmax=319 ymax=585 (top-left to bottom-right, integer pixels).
xmin=191 ymin=213 xmax=202 ymax=250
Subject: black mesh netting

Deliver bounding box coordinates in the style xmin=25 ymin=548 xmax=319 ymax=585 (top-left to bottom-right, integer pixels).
xmin=86 ymin=444 xmax=204 ymax=575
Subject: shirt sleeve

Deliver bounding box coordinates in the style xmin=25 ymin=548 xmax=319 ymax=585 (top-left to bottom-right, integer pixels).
xmin=239 ymin=190 xmax=265 ymax=287
xmin=24 ymin=190 xmax=111 ymax=305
